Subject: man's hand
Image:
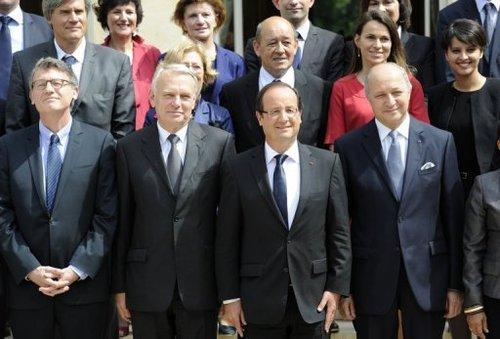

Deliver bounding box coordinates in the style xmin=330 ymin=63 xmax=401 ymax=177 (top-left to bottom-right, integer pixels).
xmin=27 ymin=266 xmax=69 ymax=297
xmin=444 ymin=290 xmax=463 ymax=319
xmin=467 ymin=312 xmax=488 ymax=339
xmin=317 ymin=291 xmax=340 ymax=332
xmin=221 ymin=300 xmax=246 ymax=337
xmin=340 ymin=295 xmax=356 ymax=320
xmin=115 ymin=293 xmax=131 ymax=323
xmin=37 ymin=267 xmax=79 ymax=297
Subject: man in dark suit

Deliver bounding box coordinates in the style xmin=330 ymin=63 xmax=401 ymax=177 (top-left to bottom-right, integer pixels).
xmin=5 ymin=0 xmax=135 ymax=139
xmin=112 ymin=63 xmax=234 ymax=339
xmin=334 ymin=62 xmax=464 ymax=339
xmin=216 ymin=81 xmax=351 ymax=338
xmin=244 ymin=0 xmax=344 ymax=83
xmin=0 ymin=57 xmax=117 ymax=339
xmin=0 ymin=0 xmax=52 ymax=135
xmin=221 ymin=16 xmax=329 ymax=153
xmin=435 ymin=0 xmax=500 ymax=83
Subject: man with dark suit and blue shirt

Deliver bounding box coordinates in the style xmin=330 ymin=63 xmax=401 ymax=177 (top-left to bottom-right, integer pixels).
xmin=436 ymin=0 xmax=500 ymax=83
xmin=5 ymin=0 xmax=135 ymax=139
xmin=216 ymin=81 xmax=351 ymax=338
xmin=0 ymin=0 xmax=52 ymax=135
xmin=112 ymin=63 xmax=235 ymax=339
xmin=334 ymin=62 xmax=464 ymax=339
xmin=0 ymin=57 xmax=117 ymax=339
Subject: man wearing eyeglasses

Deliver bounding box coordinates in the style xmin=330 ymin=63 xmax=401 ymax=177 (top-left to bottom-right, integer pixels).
xmin=216 ymin=81 xmax=351 ymax=338
xmin=0 ymin=57 xmax=117 ymax=339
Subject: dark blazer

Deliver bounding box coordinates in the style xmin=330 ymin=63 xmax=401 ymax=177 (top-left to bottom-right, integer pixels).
xmin=463 ymin=169 xmax=500 ymax=308
xmin=112 ymin=122 xmax=235 ymax=312
xmin=5 ymin=41 xmax=135 ymax=139
xmin=334 ymin=117 xmax=464 ymax=315
xmin=244 ymin=24 xmax=344 ymax=82
xmin=435 ymin=0 xmax=500 ymax=83
xmin=219 ymin=70 xmax=329 ymax=152
xmin=427 ymin=79 xmax=500 ymax=175
xmin=215 ymin=143 xmax=351 ymax=324
xmin=0 ymin=120 xmax=117 ymax=309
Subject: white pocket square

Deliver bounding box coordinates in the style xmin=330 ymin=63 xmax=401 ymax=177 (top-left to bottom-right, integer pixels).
xmin=420 ymin=162 xmax=435 ymax=171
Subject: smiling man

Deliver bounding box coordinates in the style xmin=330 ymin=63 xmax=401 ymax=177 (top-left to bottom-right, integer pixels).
xmin=5 ymin=0 xmax=135 ymax=139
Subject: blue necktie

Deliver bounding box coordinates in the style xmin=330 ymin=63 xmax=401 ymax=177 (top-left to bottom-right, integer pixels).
xmin=483 ymin=2 xmax=496 ymax=64
xmin=292 ymin=33 xmax=302 ymax=69
xmin=62 ymin=55 xmax=77 ymax=67
xmin=273 ymin=154 xmax=288 ymax=227
xmin=0 ymin=16 xmax=13 ymax=100
xmin=46 ymin=134 xmax=62 ymax=213
xmin=386 ymin=131 xmax=404 ymax=199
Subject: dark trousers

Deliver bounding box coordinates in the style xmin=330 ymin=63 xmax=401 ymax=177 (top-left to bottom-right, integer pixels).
xmin=131 ymin=289 xmax=217 ymax=339
xmin=353 ymin=265 xmax=445 ymax=339
xmin=484 ymin=295 xmax=500 ymax=338
xmin=9 ymin=301 xmax=107 ymax=339
xmin=241 ymin=287 xmax=328 ymax=339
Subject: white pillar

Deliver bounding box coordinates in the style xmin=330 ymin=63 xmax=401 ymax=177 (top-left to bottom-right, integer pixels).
xmin=233 ymin=0 xmax=244 ymax=56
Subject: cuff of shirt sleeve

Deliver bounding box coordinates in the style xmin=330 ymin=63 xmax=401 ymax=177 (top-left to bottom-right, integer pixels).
xmin=69 ymin=265 xmax=88 ymax=280
xmin=223 ymin=298 xmax=241 ymax=304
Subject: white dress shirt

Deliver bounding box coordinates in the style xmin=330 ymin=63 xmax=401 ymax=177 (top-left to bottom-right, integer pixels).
xmin=1 ymin=4 xmax=23 ymax=54
xmin=54 ymin=37 xmax=86 ymax=83
xmin=295 ymin=19 xmax=311 ymax=60
xmin=375 ymin=114 xmax=410 ymax=166
xmin=264 ymin=141 xmax=301 ymax=228
xmin=476 ymin=0 xmax=499 ymax=26
xmin=157 ymin=121 xmax=188 ymax=167
xmin=258 ymin=66 xmax=295 ymax=90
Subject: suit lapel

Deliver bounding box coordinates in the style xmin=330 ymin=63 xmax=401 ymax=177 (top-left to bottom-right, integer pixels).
xmin=25 ymin=125 xmax=46 ymax=211
xmin=22 ymin=12 xmax=34 ymax=48
xmin=74 ymin=43 xmax=95 ymax=110
xmin=177 ymin=122 xmax=206 ymax=200
xmin=289 ymin=143 xmax=313 ymax=233
xmin=400 ymin=119 xmax=424 ymax=202
xmin=141 ymin=126 xmax=173 ymax=195
xmin=301 ymin=26 xmax=318 ymax=68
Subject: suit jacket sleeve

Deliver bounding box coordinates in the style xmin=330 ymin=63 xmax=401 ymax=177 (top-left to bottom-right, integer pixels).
xmin=69 ymin=133 xmax=117 ymax=278
xmin=441 ymin=133 xmax=465 ymax=290
xmin=0 ymin=138 xmax=40 ymax=283
xmin=4 ymin=53 xmax=31 ymax=134
xmin=325 ymin=153 xmax=351 ymax=295
xmin=244 ymin=38 xmax=260 ymax=73
xmin=111 ymin=55 xmax=136 ymax=139
xmin=463 ymin=175 xmax=487 ymax=308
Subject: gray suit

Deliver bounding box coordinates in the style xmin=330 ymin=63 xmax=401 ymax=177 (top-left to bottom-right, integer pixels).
xmin=5 ymin=41 xmax=135 ymax=139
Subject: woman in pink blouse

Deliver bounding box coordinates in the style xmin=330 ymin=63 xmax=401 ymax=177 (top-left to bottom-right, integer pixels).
xmin=325 ymin=10 xmax=429 ymax=147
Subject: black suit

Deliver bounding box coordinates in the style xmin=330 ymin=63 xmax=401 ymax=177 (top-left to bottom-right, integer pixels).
xmin=220 ymin=70 xmax=329 ymax=153
xmin=244 ymin=25 xmax=345 ymax=83
xmin=215 ymin=143 xmax=351 ymax=337
xmin=0 ymin=120 xmax=117 ymax=339
xmin=112 ymin=122 xmax=235 ymax=338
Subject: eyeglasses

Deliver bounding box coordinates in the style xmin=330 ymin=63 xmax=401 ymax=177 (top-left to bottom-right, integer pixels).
xmin=31 ymin=78 xmax=74 ymax=91
xmin=260 ymin=107 xmax=300 ymax=117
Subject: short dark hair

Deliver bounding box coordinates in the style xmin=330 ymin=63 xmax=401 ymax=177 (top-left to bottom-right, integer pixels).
xmin=441 ymin=19 xmax=487 ymax=51
xmin=173 ymin=0 xmax=226 ymax=33
xmin=255 ymin=82 xmax=303 ymax=114
xmin=94 ymin=0 xmax=144 ymax=31
xmin=29 ymin=57 xmax=78 ymax=90
xmin=360 ymin=0 xmax=412 ymax=30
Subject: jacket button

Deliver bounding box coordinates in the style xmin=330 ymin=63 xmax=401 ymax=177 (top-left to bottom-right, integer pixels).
xmin=173 ymin=217 xmax=179 ymax=222
xmin=287 ymin=240 xmax=292 ymax=244
xmin=283 ymin=268 xmax=289 ymax=273
xmin=395 ymin=246 xmax=401 ymax=252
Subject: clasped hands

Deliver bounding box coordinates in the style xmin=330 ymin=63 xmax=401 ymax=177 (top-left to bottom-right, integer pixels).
xmin=27 ymin=266 xmax=79 ymax=297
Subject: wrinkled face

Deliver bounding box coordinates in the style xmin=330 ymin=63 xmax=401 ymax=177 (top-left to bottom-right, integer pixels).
xmin=0 ymin=0 xmax=19 ymax=14
xmin=354 ymin=20 xmax=392 ymax=68
xmin=253 ymin=20 xmax=298 ymax=78
xmin=367 ymin=0 xmax=400 ymax=25
xmin=445 ymin=37 xmax=483 ymax=78
xmin=29 ymin=68 xmax=78 ymax=117
xmin=272 ymin=0 xmax=314 ymax=26
xmin=182 ymin=2 xmax=217 ymax=42
xmin=257 ymin=86 xmax=302 ymax=144
xmin=49 ymin=0 xmax=88 ymax=47
xmin=107 ymin=2 xmax=137 ymax=39
xmin=366 ymin=68 xmax=410 ymax=130
xmin=181 ymin=51 xmax=205 ymax=87
xmin=150 ymin=72 xmax=197 ymax=131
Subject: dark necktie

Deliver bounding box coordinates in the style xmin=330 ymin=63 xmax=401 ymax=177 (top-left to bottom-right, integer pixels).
xmin=273 ymin=154 xmax=288 ymax=227
xmin=386 ymin=131 xmax=404 ymax=199
xmin=62 ymin=55 xmax=77 ymax=67
xmin=483 ymin=2 xmax=496 ymax=64
xmin=0 ymin=16 xmax=13 ymax=100
xmin=292 ymin=32 xmax=302 ymax=69
xmin=46 ymin=134 xmax=62 ymax=213
xmin=167 ymin=134 xmax=182 ymax=194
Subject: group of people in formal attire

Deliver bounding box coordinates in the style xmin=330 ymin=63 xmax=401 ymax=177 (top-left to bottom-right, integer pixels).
xmin=0 ymin=0 xmax=499 ymax=338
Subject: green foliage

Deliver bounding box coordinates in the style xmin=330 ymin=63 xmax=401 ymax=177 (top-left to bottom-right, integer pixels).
xmin=312 ymin=0 xmax=360 ymax=39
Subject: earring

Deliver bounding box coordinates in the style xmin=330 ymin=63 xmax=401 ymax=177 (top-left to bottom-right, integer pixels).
xmin=357 ymin=49 xmax=361 ymax=57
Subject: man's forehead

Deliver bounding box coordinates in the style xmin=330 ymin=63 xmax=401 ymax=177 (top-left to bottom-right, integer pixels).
xmin=33 ymin=68 xmax=69 ymax=79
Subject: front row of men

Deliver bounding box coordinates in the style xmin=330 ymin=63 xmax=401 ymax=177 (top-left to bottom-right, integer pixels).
xmin=0 ymin=57 xmax=467 ymax=339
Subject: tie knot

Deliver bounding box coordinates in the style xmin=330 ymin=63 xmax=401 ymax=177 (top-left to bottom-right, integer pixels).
xmin=389 ymin=130 xmax=398 ymax=140
xmin=484 ymin=2 xmax=495 ymax=12
xmin=168 ymin=134 xmax=180 ymax=145
xmin=274 ymin=154 xmax=288 ymax=165
xmin=0 ymin=16 xmax=12 ymax=25
xmin=50 ymin=134 xmax=60 ymax=145
xmin=62 ymin=55 xmax=77 ymax=66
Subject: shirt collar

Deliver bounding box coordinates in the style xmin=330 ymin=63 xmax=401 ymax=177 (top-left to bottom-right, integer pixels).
xmin=295 ymin=19 xmax=311 ymax=41
xmin=264 ymin=140 xmax=300 ymax=165
xmin=39 ymin=117 xmax=73 ymax=141
xmin=54 ymin=37 xmax=86 ymax=63
xmin=476 ymin=0 xmax=499 ymax=12
xmin=157 ymin=121 xmax=189 ymax=145
xmin=259 ymin=66 xmax=295 ymax=88
xmin=2 ymin=4 xmax=23 ymax=24
xmin=375 ymin=113 xmax=410 ymax=142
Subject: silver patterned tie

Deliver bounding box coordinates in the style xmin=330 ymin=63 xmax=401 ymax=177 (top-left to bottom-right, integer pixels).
xmin=166 ymin=134 xmax=182 ymax=194
xmin=386 ymin=131 xmax=404 ymax=199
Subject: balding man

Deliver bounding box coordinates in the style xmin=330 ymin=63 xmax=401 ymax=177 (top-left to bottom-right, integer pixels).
xmin=334 ymin=62 xmax=464 ymax=339
xmin=220 ymin=16 xmax=328 ymax=153
xmin=244 ymin=0 xmax=344 ymax=83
